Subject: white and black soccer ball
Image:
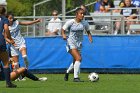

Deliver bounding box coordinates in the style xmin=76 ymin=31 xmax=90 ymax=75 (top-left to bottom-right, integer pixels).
xmin=88 ymin=72 xmax=99 ymax=82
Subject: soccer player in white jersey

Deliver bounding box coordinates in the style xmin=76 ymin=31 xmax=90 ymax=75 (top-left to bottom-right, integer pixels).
xmin=6 ymin=12 xmax=41 ymax=70
xmin=62 ymin=8 xmax=93 ymax=82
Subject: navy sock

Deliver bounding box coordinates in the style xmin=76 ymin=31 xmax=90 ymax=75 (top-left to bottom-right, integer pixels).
xmin=23 ymin=69 xmax=39 ymax=81
xmin=3 ymin=68 xmax=11 ymax=85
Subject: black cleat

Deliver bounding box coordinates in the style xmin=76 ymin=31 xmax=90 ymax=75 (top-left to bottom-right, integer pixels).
xmin=6 ymin=83 xmax=17 ymax=88
xmin=73 ymin=78 xmax=84 ymax=82
xmin=64 ymin=73 xmax=69 ymax=81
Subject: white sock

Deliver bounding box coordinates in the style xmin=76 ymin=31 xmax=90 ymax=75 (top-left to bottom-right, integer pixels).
xmin=22 ymin=55 xmax=29 ymax=68
xmin=74 ymin=61 xmax=81 ymax=78
xmin=22 ymin=55 xmax=27 ymax=58
xmin=22 ymin=55 xmax=28 ymax=62
xmin=66 ymin=63 xmax=74 ymax=73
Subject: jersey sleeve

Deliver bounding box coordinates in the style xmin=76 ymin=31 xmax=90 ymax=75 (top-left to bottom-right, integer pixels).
xmin=62 ymin=19 xmax=73 ymax=30
xmin=15 ymin=20 xmax=19 ymax=25
xmin=84 ymin=21 xmax=90 ymax=31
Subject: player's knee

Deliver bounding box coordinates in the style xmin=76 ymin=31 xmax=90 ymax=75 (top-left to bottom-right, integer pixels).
xmin=3 ymin=62 xmax=9 ymax=67
xmin=18 ymin=67 xmax=26 ymax=73
xmin=76 ymin=56 xmax=82 ymax=61
xmin=21 ymin=67 xmax=26 ymax=72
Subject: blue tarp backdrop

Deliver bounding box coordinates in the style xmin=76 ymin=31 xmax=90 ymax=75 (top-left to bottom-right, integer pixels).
xmin=19 ymin=35 xmax=140 ymax=70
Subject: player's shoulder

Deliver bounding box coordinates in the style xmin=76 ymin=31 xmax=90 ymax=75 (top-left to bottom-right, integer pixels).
xmin=65 ymin=19 xmax=75 ymax=24
xmin=0 ymin=16 xmax=9 ymax=24
xmin=81 ymin=20 xmax=89 ymax=25
xmin=81 ymin=20 xmax=88 ymax=23
xmin=1 ymin=16 xmax=6 ymax=19
xmin=1 ymin=16 xmax=7 ymax=21
xmin=13 ymin=20 xmax=19 ymax=25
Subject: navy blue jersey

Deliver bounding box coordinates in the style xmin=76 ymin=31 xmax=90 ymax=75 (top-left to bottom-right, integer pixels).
xmin=0 ymin=16 xmax=9 ymax=51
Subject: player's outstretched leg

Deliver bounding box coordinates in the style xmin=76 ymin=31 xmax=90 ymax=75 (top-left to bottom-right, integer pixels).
xmin=23 ymin=69 xmax=47 ymax=81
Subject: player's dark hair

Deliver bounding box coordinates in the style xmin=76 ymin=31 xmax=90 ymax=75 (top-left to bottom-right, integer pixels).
xmin=75 ymin=8 xmax=84 ymax=15
xmin=0 ymin=6 xmax=6 ymax=16
xmin=6 ymin=12 xmax=17 ymax=21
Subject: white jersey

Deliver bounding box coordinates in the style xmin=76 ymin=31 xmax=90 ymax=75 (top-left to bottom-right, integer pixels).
xmin=63 ymin=19 xmax=89 ymax=52
xmin=9 ymin=20 xmax=25 ymax=48
xmin=63 ymin=19 xmax=89 ymax=43
xmin=9 ymin=20 xmax=26 ymax=56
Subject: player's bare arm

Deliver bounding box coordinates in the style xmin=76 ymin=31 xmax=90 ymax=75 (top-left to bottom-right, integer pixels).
xmin=4 ymin=24 xmax=15 ymax=45
xmin=61 ymin=28 xmax=67 ymax=40
xmin=19 ymin=18 xmax=41 ymax=25
xmin=87 ymin=31 xmax=93 ymax=43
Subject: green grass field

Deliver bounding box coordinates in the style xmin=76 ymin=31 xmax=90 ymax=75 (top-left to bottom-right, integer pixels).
xmin=0 ymin=73 xmax=140 ymax=93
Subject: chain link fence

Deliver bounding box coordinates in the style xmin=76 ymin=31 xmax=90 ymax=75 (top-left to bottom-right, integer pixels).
xmin=16 ymin=8 xmax=140 ymax=37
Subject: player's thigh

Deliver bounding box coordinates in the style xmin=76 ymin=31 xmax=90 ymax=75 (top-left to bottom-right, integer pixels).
xmin=69 ymin=49 xmax=81 ymax=61
xmin=12 ymin=56 xmax=19 ymax=62
xmin=0 ymin=51 xmax=9 ymax=67
xmin=10 ymin=70 xmax=19 ymax=80
xmin=20 ymin=47 xmax=27 ymax=56
xmin=10 ymin=45 xmax=19 ymax=57
xmin=10 ymin=67 xmax=26 ymax=80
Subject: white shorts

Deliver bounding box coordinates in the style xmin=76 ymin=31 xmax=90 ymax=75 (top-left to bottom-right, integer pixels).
xmin=66 ymin=40 xmax=82 ymax=53
xmin=10 ymin=43 xmax=26 ymax=56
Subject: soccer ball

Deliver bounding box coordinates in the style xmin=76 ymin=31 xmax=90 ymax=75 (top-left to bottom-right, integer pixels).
xmin=88 ymin=72 xmax=99 ymax=82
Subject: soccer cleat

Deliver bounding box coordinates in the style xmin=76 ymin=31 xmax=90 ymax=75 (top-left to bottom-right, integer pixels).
xmin=38 ymin=77 xmax=47 ymax=81
xmin=73 ymin=78 xmax=84 ymax=82
xmin=15 ymin=77 xmax=26 ymax=81
xmin=6 ymin=82 xmax=17 ymax=88
xmin=15 ymin=78 xmax=19 ymax=81
xmin=64 ymin=73 xmax=69 ymax=81
xmin=19 ymin=77 xmax=26 ymax=81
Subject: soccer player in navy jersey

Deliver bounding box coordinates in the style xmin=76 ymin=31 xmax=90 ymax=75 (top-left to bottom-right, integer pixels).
xmin=0 ymin=6 xmax=17 ymax=88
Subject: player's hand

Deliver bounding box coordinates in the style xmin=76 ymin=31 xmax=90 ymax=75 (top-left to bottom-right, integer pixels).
xmin=10 ymin=39 xmax=17 ymax=47
xmin=12 ymin=43 xmax=17 ymax=47
xmin=90 ymin=39 xmax=93 ymax=43
xmin=36 ymin=18 xmax=42 ymax=22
